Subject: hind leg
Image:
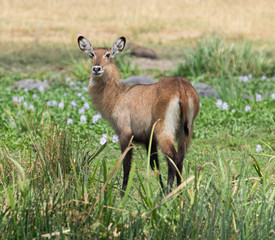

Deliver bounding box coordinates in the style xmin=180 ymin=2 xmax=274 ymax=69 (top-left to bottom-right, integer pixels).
xmin=176 ymin=124 xmax=193 ymax=186
xmin=156 ymin=134 xmax=178 ymax=190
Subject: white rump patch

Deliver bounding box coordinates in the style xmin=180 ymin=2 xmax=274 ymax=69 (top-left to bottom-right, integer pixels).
xmin=188 ymin=97 xmax=194 ymax=129
xmin=163 ymin=97 xmax=180 ymax=139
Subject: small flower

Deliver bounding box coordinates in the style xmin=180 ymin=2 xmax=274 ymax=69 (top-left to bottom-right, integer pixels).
xmin=79 ymin=108 xmax=85 ymax=114
xmin=38 ymin=85 xmax=44 ymax=92
xmin=33 ymin=94 xmax=37 ymax=98
xmin=29 ymin=104 xmax=34 ymax=111
xmin=81 ymin=96 xmax=86 ymax=101
xmin=248 ymin=74 xmax=252 ymax=79
xmin=10 ymin=118 xmax=15 ymax=125
xmin=67 ymin=118 xmax=73 ymax=124
xmin=74 ymin=86 xmax=79 ymax=90
xmin=47 ymin=101 xmax=51 ymax=106
xmin=222 ymin=102 xmax=228 ymax=111
xmin=13 ymin=96 xmax=18 ymax=102
xmin=64 ymin=93 xmax=67 ymax=96
xmin=19 ymin=96 xmax=24 ymax=103
xmin=18 ymin=111 xmax=21 ymax=116
xmin=65 ymin=77 xmax=71 ymax=82
xmin=23 ymin=102 xmax=28 ymax=108
xmin=100 ymin=134 xmax=107 ymax=145
xmin=112 ymin=135 xmax=119 ymax=143
xmin=70 ymin=81 xmax=75 ymax=86
xmin=271 ymin=93 xmax=275 ymax=99
xmin=83 ymin=87 xmax=88 ymax=91
xmin=84 ymin=102 xmax=89 ymax=109
xmin=256 ymin=94 xmax=262 ymax=102
xmin=52 ymin=100 xmax=57 ymax=106
xmin=24 ymin=88 xmax=28 ymax=92
xmin=216 ymin=99 xmax=223 ymax=108
xmin=58 ymin=102 xmax=64 ymax=108
xmin=231 ymin=109 xmax=236 ymax=113
xmin=199 ymin=102 xmax=202 ymax=107
xmin=256 ymin=144 xmax=263 ymax=152
xmin=93 ymin=113 xmax=102 ymax=123
xmin=245 ymin=105 xmax=251 ymax=112
xmin=243 ymin=75 xmax=248 ymax=82
xmin=71 ymin=101 xmax=77 ymax=107
xmin=77 ymin=92 xmax=82 ymax=97
xmin=80 ymin=115 xmax=86 ymax=123
xmin=261 ymin=75 xmax=266 ymax=80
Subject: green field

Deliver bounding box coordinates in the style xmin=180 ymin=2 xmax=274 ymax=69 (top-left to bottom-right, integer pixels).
xmin=0 ymin=0 xmax=275 ymax=238
xmin=0 ymin=35 xmax=274 ymax=239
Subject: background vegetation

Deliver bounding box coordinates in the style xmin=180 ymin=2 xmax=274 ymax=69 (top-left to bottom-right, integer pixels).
xmin=0 ymin=0 xmax=274 ymax=239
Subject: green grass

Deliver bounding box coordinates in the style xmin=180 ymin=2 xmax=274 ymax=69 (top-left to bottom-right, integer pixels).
xmin=0 ymin=37 xmax=274 ymax=239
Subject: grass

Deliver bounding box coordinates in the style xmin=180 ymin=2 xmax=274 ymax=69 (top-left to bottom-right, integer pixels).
xmin=0 ymin=37 xmax=274 ymax=239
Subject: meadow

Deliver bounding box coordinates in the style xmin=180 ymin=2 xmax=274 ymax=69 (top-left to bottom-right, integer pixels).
xmin=0 ymin=0 xmax=275 ymax=239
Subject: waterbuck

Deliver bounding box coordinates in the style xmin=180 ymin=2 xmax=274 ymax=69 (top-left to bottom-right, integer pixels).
xmin=77 ymin=36 xmax=200 ymax=194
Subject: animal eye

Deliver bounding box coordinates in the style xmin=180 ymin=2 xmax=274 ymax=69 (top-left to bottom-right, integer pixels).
xmin=105 ymin=53 xmax=111 ymax=58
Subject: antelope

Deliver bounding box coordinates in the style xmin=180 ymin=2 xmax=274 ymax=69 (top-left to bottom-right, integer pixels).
xmin=77 ymin=36 xmax=200 ymax=194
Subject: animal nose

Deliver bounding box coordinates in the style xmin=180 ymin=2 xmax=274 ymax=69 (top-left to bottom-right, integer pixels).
xmin=92 ymin=66 xmax=102 ymax=74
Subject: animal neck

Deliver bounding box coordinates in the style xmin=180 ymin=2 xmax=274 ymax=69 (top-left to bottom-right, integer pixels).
xmin=88 ymin=64 xmax=126 ymax=119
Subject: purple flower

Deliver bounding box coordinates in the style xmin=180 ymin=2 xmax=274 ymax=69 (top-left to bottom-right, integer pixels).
xmin=65 ymin=77 xmax=71 ymax=82
xmin=64 ymin=93 xmax=67 ymax=96
xmin=231 ymin=109 xmax=236 ymax=113
xmin=199 ymin=102 xmax=202 ymax=107
xmin=216 ymin=99 xmax=223 ymax=108
xmin=77 ymin=92 xmax=82 ymax=97
xmin=93 ymin=113 xmax=102 ymax=123
xmin=84 ymin=102 xmax=89 ymax=109
xmin=271 ymin=93 xmax=275 ymax=99
xmin=13 ymin=96 xmax=18 ymax=103
xmin=33 ymin=94 xmax=37 ymax=98
xmin=24 ymin=88 xmax=28 ymax=92
xmin=23 ymin=102 xmax=28 ymax=108
xmin=70 ymin=81 xmax=75 ymax=86
xmin=29 ymin=104 xmax=34 ymax=111
xmin=38 ymin=85 xmax=44 ymax=92
xmin=222 ymin=102 xmax=228 ymax=111
xmin=58 ymin=102 xmax=64 ymax=108
xmin=256 ymin=144 xmax=263 ymax=152
xmin=112 ymin=135 xmax=119 ymax=143
xmin=19 ymin=96 xmax=24 ymax=103
xmin=79 ymin=108 xmax=85 ymax=114
xmin=245 ymin=105 xmax=251 ymax=112
xmin=47 ymin=101 xmax=51 ymax=106
xmin=67 ymin=118 xmax=73 ymax=124
xmin=80 ymin=115 xmax=86 ymax=123
xmin=261 ymin=75 xmax=266 ymax=80
xmin=256 ymin=94 xmax=262 ymax=102
xmin=83 ymin=87 xmax=88 ymax=91
xmin=52 ymin=100 xmax=57 ymax=106
xmin=10 ymin=118 xmax=15 ymax=125
xmin=81 ymin=96 xmax=86 ymax=101
xmin=243 ymin=75 xmax=248 ymax=82
xmin=100 ymin=134 xmax=107 ymax=145
xmin=71 ymin=101 xmax=77 ymax=107
xmin=248 ymin=74 xmax=252 ymax=79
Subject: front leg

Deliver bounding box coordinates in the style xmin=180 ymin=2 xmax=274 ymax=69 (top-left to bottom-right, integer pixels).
xmin=119 ymin=133 xmax=133 ymax=196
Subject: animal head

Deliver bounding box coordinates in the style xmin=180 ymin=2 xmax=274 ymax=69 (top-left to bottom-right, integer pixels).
xmin=77 ymin=36 xmax=126 ymax=77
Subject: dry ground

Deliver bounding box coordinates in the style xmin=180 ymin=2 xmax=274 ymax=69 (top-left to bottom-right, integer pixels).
xmin=1 ymin=0 xmax=274 ymax=47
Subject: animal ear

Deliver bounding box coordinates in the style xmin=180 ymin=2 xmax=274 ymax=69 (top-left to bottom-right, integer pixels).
xmin=111 ymin=37 xmax=126 ymax=57
xmin=77 ymin=36 xmax=95 ymax=58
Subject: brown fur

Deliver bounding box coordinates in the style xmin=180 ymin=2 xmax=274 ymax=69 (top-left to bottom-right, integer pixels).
xmin=78 ymin=36 xmax=200 ymax=195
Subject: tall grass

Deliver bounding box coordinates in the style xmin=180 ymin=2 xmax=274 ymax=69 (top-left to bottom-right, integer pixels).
xmin=0 ymin=114 xmax=274 ymax=239
xmin=174 ymin=37 xmax=275 ymax=78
